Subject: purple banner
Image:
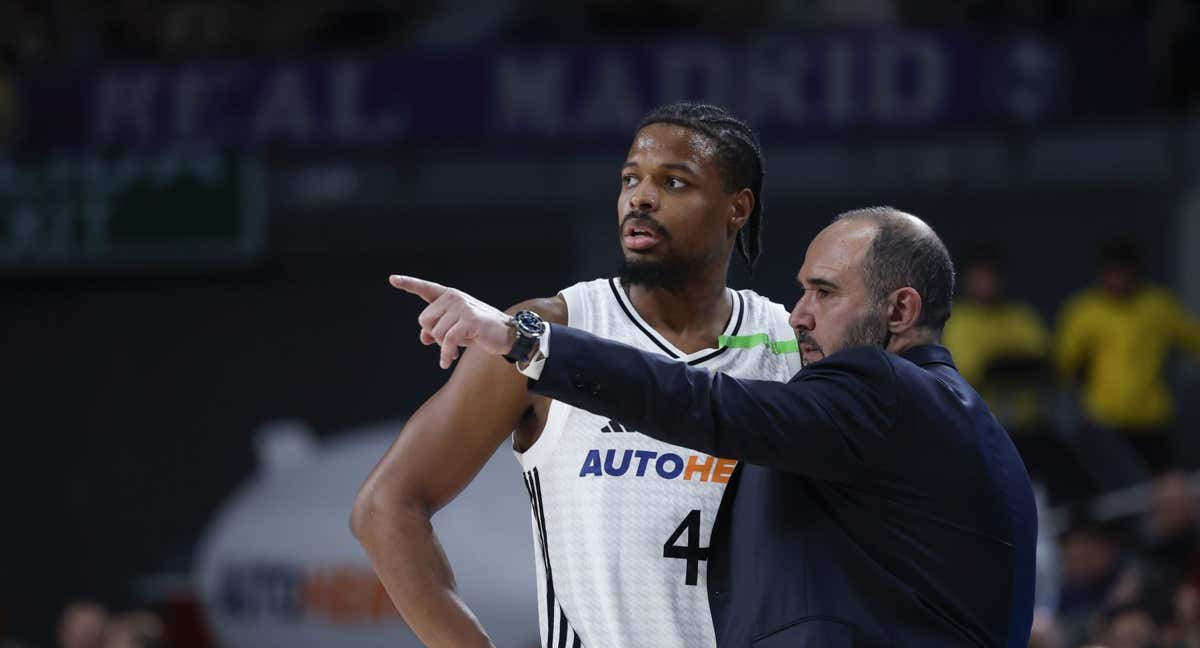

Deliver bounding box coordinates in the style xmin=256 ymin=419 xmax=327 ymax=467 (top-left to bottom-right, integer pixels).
xmin=5 ymin=34 xmax=1068 ymax=150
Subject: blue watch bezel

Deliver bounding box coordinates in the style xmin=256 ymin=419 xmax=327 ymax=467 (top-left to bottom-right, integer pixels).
xmin=512 ymin=310 xmax=547 ymax=338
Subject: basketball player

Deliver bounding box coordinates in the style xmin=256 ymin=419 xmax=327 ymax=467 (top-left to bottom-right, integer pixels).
xmin=351 ymin=103 xmax=800 ymax=648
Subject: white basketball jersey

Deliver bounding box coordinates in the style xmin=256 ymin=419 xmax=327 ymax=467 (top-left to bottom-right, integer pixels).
xmin=514 ymin=277 xmax=800 ymax=648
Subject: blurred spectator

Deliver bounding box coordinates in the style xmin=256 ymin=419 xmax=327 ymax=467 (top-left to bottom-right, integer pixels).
xmin=944 ymin=246 xmax=1050 ymax=430
xmin=1090 ymin=600 xmax=1161 ymax=648
xmin=1175 ymin=584 xmax=1200 ymax=648
xmin=1135 ymin=473 xmax=1200 ymax=616
xmin=57 ymin=602 xmax=107 ymax=648
xmin=1056 ymin=515 xmax=1129 ymax=645
xmin=101 ymin=611 xmax=164 ymax=648
xmin=1029 ymin=607 xmax=1068 ymax=648
xmin=1036 ymin=486 xmax=1066 ymax=611
xmin=1036 ymin=475 xmax=1200 ymax=648
xmin=1055 ymin=239 xmax=1200 ymax=476
xmin=941 ymin=247 xmax=1097 ymax=501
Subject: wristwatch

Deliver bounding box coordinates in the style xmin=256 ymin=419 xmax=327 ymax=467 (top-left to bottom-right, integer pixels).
xmin=503 ymin=310 xmax=547 ymax=364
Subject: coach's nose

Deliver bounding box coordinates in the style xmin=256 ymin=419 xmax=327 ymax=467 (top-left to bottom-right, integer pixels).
xmin=789 ymin=295 xmax=814 ymax=332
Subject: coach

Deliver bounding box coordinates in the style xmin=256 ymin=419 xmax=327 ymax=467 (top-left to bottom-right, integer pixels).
xmin=394 ymin=208 xmax=1036 ymax=648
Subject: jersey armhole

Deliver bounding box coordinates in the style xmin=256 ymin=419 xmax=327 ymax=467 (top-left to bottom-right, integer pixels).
xmin=513 ymin=283 xmax=589 ymax=469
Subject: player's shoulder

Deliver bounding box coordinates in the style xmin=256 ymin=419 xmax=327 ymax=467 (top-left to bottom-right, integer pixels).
xmin=733 ymin=287 xmax=784 ymax=307
xmin=734 ymin=288 xmax=792 ymax=324
xmin=505 ymin=277 xmax=614 ymax=326
xmin=564 ymin=276 xmax=619 ymax=296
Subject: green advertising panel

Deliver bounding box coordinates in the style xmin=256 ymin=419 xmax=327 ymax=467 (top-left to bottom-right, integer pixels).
xmin=0 ymin=154 xmax=265 ymax=271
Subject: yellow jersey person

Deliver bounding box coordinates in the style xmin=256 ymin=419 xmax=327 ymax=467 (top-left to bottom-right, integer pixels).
xmin=943 ymin=248 xmax=1093 ymax=502
xmin=1055 ymin=239 xmax=1200 ymax=474
xmin=944 ymin=247 xmax=1050 ymax=431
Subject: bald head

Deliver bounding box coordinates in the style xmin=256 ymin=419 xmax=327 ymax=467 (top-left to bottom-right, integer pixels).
xmin=832 ymin=207 xmax=955 ymax=335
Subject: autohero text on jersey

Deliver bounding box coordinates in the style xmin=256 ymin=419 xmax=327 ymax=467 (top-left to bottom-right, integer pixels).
xmin=578 ymin=447 xmax=737 ymax=483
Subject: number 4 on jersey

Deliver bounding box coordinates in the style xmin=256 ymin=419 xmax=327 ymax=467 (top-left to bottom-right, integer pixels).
xmin=663 ymin=509 xmax=710 ymax=586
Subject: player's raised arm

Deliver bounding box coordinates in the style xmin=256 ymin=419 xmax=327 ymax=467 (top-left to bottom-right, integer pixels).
xmin=350 ymin=292 xmax=566 ymax=648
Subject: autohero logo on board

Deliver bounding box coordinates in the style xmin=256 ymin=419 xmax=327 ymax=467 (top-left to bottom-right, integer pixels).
xmin=213 ymin=562 xmax=399 ymax=625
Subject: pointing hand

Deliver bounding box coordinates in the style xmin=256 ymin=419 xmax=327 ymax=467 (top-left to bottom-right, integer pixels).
xmin=389 ymin=275 xmax=516 ymax=369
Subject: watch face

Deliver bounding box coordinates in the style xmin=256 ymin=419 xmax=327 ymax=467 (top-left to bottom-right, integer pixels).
xmin=514 ymin=310 xmax=546 ymax=336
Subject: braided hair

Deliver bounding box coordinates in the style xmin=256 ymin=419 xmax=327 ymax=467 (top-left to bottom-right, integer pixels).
xmin=637 ymin=102 xmax=766 ymax=270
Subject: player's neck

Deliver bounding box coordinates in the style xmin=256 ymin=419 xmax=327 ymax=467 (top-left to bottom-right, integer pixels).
xmin=624 ymin=266 xmax=732 ymax=352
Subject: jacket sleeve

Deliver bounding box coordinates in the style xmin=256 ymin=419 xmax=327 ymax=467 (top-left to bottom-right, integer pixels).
xmin=529 ymin=324 xmax=899 ymax=482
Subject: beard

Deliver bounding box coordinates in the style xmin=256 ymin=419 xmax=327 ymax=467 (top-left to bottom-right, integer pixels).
xmin=616 ymin=210 xmax=707 ymax=292
xmin=618 ymin=255 xmax=708 ymax=292
xmin=843 ymin=307 xmax=890 ymax=349
xmin=797 ymin=306 xmax=889 ymax=369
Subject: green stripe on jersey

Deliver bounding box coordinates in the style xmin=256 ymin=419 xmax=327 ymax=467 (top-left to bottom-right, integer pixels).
xmin=717 ymin=333 xmax=799 ymax=355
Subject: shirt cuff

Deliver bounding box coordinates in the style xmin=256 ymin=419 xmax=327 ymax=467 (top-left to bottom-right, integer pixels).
xmin=517 ymin=324 xmax=551 ymax=380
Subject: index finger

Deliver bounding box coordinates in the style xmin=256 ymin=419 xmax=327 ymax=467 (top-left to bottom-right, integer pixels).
xmin=389 ymin=275 xmax=449 ymax=303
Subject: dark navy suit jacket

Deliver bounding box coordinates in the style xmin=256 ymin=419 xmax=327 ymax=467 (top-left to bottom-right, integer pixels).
xmin=529 ymin=325 xmax=1037 ymax=648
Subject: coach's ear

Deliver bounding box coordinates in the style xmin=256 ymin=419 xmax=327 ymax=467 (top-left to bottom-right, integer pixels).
xmin=727 ymin=188 xmax=754 ymax=237
xmin=885 ymin=286 xmax=923 ymax=335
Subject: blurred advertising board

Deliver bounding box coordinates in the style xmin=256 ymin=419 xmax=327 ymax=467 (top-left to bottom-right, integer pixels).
xmin=0 ymin=153 xmax=264 ymax=271
xmin=196 ymin=421 xmax=539 ymax=648
xmin=8 ymin=34 xmax=1075 ymax=150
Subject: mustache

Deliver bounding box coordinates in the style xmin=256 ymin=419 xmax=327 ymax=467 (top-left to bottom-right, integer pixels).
xmin=794 ymin=329 xmax=824 ymax=369
xmin=795 ymin=330 xmax=823 ymax=353
xmin=620 ymin=211 xmax=671 ymax=239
